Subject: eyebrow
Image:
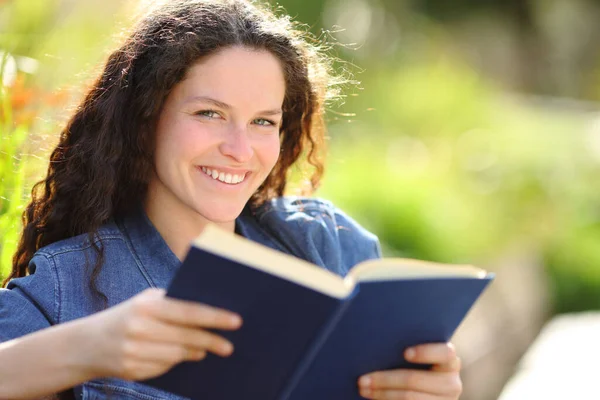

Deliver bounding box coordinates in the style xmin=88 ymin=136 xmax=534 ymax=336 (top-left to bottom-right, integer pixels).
xmin=185 ymin=96 xmax=283 ymax=116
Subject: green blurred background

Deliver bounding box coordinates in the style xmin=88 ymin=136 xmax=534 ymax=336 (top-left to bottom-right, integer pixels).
xmin=2 ymin=0 xmax=599 ymax=398
xmin=1 ymin=0 xmax=599 ymax=333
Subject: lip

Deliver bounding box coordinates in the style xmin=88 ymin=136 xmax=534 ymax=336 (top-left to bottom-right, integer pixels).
xmin=198 ymin=165 xmax=252 ymax=175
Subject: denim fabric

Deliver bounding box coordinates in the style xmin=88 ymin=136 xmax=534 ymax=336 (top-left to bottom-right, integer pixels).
xmin=0 ymin=197 xmax=381 ymax=399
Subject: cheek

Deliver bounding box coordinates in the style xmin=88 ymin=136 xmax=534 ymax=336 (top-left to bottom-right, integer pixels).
xmin=259 ymin=135 xmax=281 ymax=171
xmin=156 ymin=122 xmax=211 ymax=161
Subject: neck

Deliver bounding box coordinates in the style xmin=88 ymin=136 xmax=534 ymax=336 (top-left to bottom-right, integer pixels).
xmin=144 ymin=190 xmax=235 ymax=261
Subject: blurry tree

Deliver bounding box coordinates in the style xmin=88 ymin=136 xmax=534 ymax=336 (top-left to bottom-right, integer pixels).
xmin=1 ymin=0 xmax=598 ymax=313
xmin=275 ymin=0 xmax=600 ymax=100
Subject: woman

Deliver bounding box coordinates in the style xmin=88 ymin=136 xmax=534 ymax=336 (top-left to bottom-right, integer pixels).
xmin=0 ymin=1 xmax=462 ymax=399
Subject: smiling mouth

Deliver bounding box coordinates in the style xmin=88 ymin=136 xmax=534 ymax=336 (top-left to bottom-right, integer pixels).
xmin=200 ymin=166 xmax=248 ymax=185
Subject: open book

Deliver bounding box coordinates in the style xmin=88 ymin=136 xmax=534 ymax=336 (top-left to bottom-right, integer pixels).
xmin=144 ymin=225 xmax=494 ymax=400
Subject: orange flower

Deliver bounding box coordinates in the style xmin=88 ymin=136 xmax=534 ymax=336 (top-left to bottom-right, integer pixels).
xmin=13 ymin=109 xmax=36 ymax=127
xmin=9 ymin=75 xmax=36 ymax=112
xmin=44 ymin=87 xmax=70 ymax=108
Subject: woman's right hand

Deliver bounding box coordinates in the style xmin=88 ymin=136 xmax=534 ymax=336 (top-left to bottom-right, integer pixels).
xmin=82 ymin=288 xmax=242 ymax=381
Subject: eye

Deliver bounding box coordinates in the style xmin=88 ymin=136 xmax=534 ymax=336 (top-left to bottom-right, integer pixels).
xmin=253 ymin=118 xmax=277 ymax=127
xmin=195 ymin=110 xmax=220 ymax=119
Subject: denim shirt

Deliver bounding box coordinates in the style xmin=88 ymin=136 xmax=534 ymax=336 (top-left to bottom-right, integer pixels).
xmin=0 ymin=197 xmax=381 ymax=399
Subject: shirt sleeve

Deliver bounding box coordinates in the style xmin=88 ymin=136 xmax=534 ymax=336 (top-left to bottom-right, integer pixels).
xmin=255 ymin=197 xmax=382 ymax=277
xmin=330 ymin=206 xmax=382 ymax=275
xmin=0 ymin=254 xmax=58 ymax=342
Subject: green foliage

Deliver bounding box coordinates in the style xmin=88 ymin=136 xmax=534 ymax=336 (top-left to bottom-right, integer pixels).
xmin=1 ymin=0 xmax=599 ymax=315
xmin=319 ymin=58 xmax=600 ymax=314
xmin=545 ymin=226 xmax=600 ymax=313
xmin=0 ymin=86 xmax=28 ymax=281
xmin=0 ymin=0 xmax=129 ymax=281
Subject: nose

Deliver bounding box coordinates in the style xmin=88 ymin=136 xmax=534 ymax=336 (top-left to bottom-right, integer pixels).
xmin=219 ymin=124 xmax=254 ymax=163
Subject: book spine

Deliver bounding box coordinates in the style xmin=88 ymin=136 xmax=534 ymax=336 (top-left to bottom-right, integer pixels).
xmin=275 ymin=287 xmax=360 ymax=400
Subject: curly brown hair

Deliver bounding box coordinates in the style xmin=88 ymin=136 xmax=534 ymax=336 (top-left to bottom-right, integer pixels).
xmin=4 ymin=0 xmax=341 ymax=287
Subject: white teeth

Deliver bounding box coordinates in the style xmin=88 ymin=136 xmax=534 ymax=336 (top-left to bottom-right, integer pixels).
xmin=200 ymin=167 xmax=246 ymax=185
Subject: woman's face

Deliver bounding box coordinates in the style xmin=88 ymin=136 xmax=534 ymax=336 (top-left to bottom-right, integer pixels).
xmin=147 ymin=46 xmax=285 ymax=229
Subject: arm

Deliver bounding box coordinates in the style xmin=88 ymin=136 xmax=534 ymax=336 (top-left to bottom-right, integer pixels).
xmin=0 ymin=288 xmax=242 ymax=400
xmin=0 ymin=317 xmax=98 ymax=399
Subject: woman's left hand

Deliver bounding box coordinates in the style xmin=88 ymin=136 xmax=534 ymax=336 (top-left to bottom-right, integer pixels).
xmin=357 ymin=342 xmax=462 ymax=400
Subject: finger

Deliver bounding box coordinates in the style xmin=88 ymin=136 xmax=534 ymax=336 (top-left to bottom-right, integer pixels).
xmin=118 ymin=359 xmax=171 ymax=381
xmin=124 ymin=340 xmax=206 ymax=364
xmin=361 ymin=388 xmax=445 ymax=400
xmin=126 ymin=317 xmax=235 ymax=357
xmin=116 ymin=342 xmax=205 ymax=381
xmin=404 ymin=343 xmax=457 ymax=366
xmin=359 ymin=370 xmax=461 ymax=396
xmin=432 ymin=356 xmax=461 ymax=373
xmin=118 ymin=357 xmax=200 ymax=381
xmin=134 ymin=290 xmax=243 ymax=330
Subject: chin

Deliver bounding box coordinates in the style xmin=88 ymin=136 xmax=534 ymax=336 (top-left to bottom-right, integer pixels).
xmin=197 ymin=202 xmax=246 ymax=223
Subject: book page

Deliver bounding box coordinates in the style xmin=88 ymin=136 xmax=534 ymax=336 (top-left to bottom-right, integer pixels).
xmin=192 ymin=225 xmax=355 ymax=298
xmin=349 ymin=258 xmax=489 ymax=283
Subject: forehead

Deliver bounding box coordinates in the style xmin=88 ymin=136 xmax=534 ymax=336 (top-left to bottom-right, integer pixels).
xmin=172 ymin=46 xmax=286 ymax=108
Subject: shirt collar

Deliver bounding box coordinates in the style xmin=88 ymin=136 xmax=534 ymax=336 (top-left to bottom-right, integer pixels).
xmin=116 ymin=203 xmax=286 ymax=289
xmin=117 ymin=206 xmax=181 ymax=288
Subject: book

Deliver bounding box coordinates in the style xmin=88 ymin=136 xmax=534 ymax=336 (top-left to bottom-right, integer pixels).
xmin=144 ymin=224 xmax=493 ymax=400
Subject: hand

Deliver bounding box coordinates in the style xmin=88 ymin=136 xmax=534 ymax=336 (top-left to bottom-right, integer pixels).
xmin=358 ymin=342 xmax=462 ymax=400
xmin=81 ymin=288 xmax=242 ymax=381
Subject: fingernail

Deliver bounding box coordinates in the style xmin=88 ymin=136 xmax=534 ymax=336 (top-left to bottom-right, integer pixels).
xmin=359 ymin=375 xmax=372 ymax=388
xmin=405 ymin=347 xmax=416 ymax=360
xmin=221 ymin=342 xmax=233 ymax=355
xmin=360 ymin=387 xmax=372 ymax=398
xmin=230 ymin=314 xmax=242 ymax=327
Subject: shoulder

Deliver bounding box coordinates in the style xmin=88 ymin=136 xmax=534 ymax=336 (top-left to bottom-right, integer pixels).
xmin=251 ymin=196 xmax=381 ymax=275
xmin=29 ymin=219 xmax=137 ymax=292
xmin=257 ymin=197 xmax=378 ymax=246
xmin=1 ymin=221 xmax=126 ymax=333
xmin=258 ymin=196 xmax=343 ymax=220
xmin=23 ymin=220 xmax=129 ymax=297
xmin=18 ymin=221 xmax=125 ymax=282
xmin=34 ymin=221 xmax=123 ymax=260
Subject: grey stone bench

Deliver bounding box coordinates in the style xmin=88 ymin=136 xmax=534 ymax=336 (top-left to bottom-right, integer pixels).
xmin=451 ymin=246 xmax=551 ymax=400
xmin=498 ymin=312 xmax=600 ymax=400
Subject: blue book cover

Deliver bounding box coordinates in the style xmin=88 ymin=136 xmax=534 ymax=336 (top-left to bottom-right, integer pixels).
xmin=143 ymin=225 xmax=493 ymax=400
xmin=285 ymin=277 xmax=492 ymax=400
